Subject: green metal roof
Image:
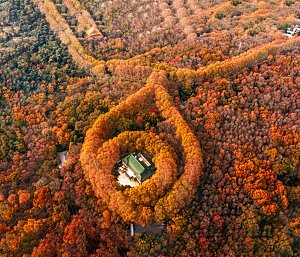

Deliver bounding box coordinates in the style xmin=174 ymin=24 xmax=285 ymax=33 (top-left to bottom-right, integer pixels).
xmin=122 ymin=152 xmax=154 ymax=183
xmin=129 ymin=154 xmax=145 ymax=172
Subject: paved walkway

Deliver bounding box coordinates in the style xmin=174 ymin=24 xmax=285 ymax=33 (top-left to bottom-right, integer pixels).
xmin=117 ymin=170 xmax=139 ymax=187
xmin=133 ymin=222 xmax=165 ymax=235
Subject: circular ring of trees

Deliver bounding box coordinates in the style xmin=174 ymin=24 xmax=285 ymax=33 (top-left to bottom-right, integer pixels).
xmin=96 ymin=131 xmax=178 ymax=225
xmin=81 ymin=71 xmax=203 ymax=226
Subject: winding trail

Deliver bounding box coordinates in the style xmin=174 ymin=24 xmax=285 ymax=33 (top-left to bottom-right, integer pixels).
xmin=33 ymin=0 xmax=300 ymax=81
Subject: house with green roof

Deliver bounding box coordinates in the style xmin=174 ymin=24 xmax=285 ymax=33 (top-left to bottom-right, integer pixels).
xmin=122 ymin=152 xmax=155 ymax=184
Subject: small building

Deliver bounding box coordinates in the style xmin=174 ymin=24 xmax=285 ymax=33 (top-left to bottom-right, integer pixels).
xmin=85 ymin=26 xmax=103 ymax=40
xmin=122 ymin=152 xmax=155 ymax=184
xmin=130 ymin=223 xmax=134 ymax=236
xmin=285 ymin=25 xmax=300 ymax=37
xmin=57 ymin=151 xmax=68 ymax=168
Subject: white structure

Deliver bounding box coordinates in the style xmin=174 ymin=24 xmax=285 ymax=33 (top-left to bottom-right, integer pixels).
xmin=130 ymin=223 xmax=135 ymax=236
xmin=57 ymin=151 xmax=68 ymax=168
xmin=285 ymin=25 xmax=300 ymax=37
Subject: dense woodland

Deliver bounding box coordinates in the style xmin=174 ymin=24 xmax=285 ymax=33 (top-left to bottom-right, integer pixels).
xmin=0 ymin=0 xmax=300 ymax=256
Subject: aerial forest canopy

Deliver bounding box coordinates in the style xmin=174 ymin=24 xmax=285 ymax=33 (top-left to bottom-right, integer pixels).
xmin=0 ymin=0 xmax=300 ymax=256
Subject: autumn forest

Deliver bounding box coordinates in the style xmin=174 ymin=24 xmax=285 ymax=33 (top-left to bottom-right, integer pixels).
xmin=0 ymin=0 xmax=300 ymax=256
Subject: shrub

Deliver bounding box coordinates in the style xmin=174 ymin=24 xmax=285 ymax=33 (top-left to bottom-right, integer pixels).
xmin=216 ymin=11 xmax=226 ymax=20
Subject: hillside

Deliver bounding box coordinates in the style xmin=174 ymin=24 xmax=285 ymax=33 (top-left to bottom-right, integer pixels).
xmin=0 ymin=0 xmax=300 ymax=256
